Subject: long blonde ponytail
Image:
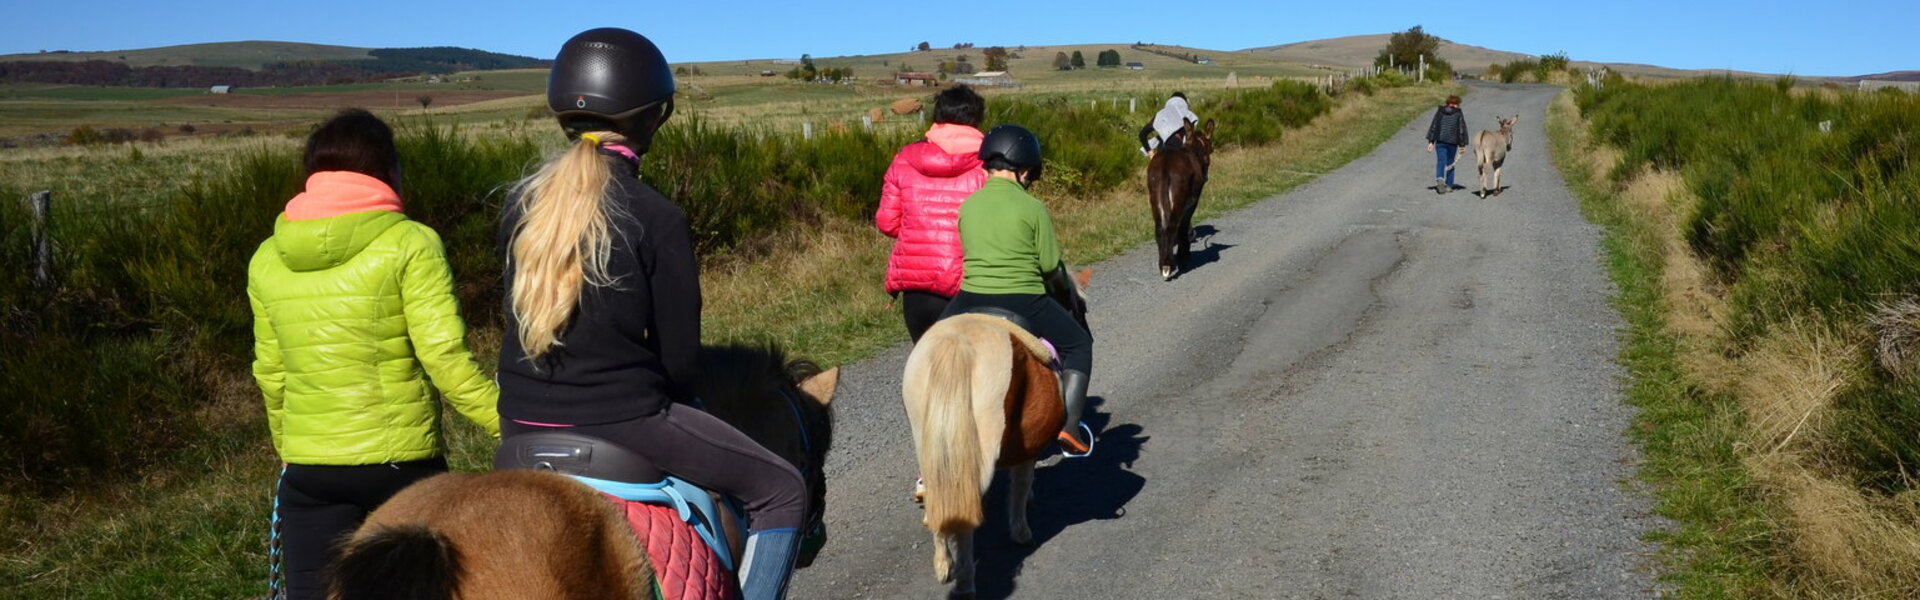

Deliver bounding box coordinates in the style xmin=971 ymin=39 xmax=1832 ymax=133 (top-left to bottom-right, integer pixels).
xmin=508 ymin=131 xmax=627 ymax=358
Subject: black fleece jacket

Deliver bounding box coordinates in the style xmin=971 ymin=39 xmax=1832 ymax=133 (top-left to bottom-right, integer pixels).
xmin=496 ymin=150 xmax=702 ymax=424
xmin=1426 ymin=105 xmax=1469 ymax=146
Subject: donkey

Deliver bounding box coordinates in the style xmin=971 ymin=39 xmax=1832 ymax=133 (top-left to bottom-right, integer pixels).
xmin=1474 ymin=115 xmax=1518 ymax=198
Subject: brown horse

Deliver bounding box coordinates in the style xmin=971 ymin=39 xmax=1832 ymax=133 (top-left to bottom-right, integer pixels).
xmin=328 ymin=345 xmax=838 ymax=600
xmin=1147 ymin=118 xmax=1216 ymax=281
xmin=903 ymin=270 xmax=1089 ymax=600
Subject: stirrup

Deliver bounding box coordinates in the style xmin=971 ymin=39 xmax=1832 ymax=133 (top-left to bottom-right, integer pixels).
xmin=1056 ymin=422 xmax=1094 ymax=458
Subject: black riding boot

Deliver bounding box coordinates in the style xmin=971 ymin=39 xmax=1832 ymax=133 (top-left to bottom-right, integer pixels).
xmin=1057 ymin=369 xmax=1093 ymax=456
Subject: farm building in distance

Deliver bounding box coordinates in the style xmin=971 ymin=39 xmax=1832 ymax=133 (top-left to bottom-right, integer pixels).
xmin=209 ymin=85 xmax=233 ymax=94
xmin=1125 ymin=62 xmax=1145 ymax=70
xmin=896 ymin=72 xmax=937 ymax=86
xmin=955 ymin=71 xmax=1017 ymax=87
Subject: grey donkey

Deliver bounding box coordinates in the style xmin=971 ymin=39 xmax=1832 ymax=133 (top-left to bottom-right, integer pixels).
xmin=1474 ymin=115 xmax=1518 ymax=198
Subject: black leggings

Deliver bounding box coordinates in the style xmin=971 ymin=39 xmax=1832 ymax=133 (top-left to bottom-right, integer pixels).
xmin=901 ymin=290 xmax=952 ymax=343
xmin=502 ymin=403 xmax=809 ymax=532
xmin=275 ymin=457 xmax=447 ymax=600
xmin=941 ymin=291 xmax=1093 ymax=374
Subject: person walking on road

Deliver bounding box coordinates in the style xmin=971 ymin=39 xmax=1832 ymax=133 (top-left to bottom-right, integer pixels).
xmin=1425 ymin=94 xmax=1469 ymax=194
xmin=875 ymin=85 xmax=988 ymax=343
xmin=249 ymin=109 xmax=501 ymax=600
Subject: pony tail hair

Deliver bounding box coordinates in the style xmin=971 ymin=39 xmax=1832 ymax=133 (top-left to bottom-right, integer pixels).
xmin=916 ymin=337 xmax=986 ymax=534
xmin=509 ymin=132 xmax=624 ymax=358
xmin=329 ymin=524 xmax=461 ymax=600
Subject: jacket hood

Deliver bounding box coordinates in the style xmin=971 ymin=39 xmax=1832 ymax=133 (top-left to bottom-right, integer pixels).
xmin=1439 ymin=105 xmax=1461 ymax=115
xmin=272 ymin=210 xmax=409 ymax=272
xmin=903 ymin=137 xmax=984 ymax=179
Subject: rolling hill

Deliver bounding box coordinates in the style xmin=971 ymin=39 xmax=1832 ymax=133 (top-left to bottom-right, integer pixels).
xmin=0 ymin=41 xmax=376 ymax=70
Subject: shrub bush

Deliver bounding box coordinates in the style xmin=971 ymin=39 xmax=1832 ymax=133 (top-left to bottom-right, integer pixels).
xmin=1576 ymin=75 xmax=1920 ymax=492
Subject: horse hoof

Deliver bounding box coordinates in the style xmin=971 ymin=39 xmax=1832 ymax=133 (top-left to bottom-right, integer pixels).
xmin=1160 ymin=267 xmax=1174 ymax=281
xmin=1011 ymin=525 xmax=1034 ymax=546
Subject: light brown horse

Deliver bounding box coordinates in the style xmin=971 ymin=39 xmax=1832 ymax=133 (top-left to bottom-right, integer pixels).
xmin=328 ymin=345 xmax=838 ymax=600
xmin=1147 ymin=118 xmax=1216 ymax=281
xmin=903 ymin=270 xmax=1089 ymax=600
xmin=1474 ymin=115 xmax=1518 ymax=198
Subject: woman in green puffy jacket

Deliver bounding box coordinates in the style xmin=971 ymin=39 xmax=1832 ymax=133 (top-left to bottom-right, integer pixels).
xmin=246 ymin=109 xmax=499 ymax=600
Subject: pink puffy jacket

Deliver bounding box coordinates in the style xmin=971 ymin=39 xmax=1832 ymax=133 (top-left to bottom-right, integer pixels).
xmin=876 ymin=125 xmax=986 ymax=297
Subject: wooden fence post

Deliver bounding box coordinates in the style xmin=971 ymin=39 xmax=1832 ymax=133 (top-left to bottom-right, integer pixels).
xmin=802 ymin=122 xmax=813 ymax=140
xmin=29 ymin=190 xmax=52 ymax=288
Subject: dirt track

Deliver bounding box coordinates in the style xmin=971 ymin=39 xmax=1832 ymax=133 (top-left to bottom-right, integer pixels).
xmin=789 ymin=81 xmax=1665 ymax=599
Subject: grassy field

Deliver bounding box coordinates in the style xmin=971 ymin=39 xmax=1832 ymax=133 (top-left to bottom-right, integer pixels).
xmin=0 ymin=56 xmax=1452 ymax=594
xmin=1552 ymin=76 xmax=1920 ymax=597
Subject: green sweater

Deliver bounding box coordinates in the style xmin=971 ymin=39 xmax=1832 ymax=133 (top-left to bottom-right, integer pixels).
xmin=957 ymin=177 xmax=1062 ymax=295
xmin=248 ymin=210 xmax=499 ymax=465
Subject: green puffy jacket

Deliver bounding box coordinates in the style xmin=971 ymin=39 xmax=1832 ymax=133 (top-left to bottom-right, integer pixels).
xmin=248 ymin=210 xmax=499 ymax=465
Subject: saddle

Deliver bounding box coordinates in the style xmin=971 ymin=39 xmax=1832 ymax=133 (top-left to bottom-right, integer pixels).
xmin=496 ymin=432 xmax=742 ymax=600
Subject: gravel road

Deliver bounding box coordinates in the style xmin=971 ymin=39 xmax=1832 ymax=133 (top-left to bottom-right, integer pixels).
xmin=789 ymin=81 xmax=1665 ymax=599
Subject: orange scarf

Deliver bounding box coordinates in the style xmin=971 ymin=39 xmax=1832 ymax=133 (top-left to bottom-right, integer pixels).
xmin=284 ymin=171 xmax=403 ymax=221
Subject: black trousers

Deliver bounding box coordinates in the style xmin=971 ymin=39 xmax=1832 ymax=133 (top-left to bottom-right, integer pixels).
xmin=276 ymin=457 xmax=447 ymax=600
xmin=941 ymin=290 xmax=1093 ymax=374
xmin=901 ymin=290 xmax=952 ymax=343
xmin=502 ymin=402 xmax=809 ymax=532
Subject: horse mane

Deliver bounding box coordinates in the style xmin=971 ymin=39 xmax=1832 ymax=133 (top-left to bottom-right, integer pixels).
xmin=696 ymin=343 xmax=835 ymax=469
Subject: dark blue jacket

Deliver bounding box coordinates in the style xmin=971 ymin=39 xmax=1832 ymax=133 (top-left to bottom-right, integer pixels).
xmin=1426 ymin=105 xmax=1468 ymax=146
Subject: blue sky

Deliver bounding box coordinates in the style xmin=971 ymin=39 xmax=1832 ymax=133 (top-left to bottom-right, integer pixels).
xmin=3 ymin=0 xmax=1913 ymax=76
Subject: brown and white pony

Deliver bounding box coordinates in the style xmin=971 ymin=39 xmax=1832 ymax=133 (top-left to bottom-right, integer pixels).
xmin=903 ymin=270 xmax=1090 ymax=600
xmin=327 ymin=345 xmax=838 ymax=600
xmin=1147 ymin=118 xmax=1216 ymax=281
xmin=1474 ymin=115 xmax=1518 ymax=198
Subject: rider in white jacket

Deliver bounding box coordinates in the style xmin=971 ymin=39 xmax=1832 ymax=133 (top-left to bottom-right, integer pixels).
xmin=1139 ymin=92 xmax=1201 ymax=155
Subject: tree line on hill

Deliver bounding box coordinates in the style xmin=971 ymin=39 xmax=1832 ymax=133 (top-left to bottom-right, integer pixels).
xmin=0 ymin=46 xmax=547 ymax=88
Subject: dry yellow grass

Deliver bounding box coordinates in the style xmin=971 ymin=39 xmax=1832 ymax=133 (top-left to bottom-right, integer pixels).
xmin=1557 ymin=92 xmax=1920 ymax=598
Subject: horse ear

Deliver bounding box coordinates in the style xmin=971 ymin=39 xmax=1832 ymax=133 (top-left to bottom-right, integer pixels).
xmin=1203 ymin=118 xmax=1217 ymax=137
xmin=1074 ymin=268 xmax=1092 ymax=290
xmin=798 ymin=367 xmax=839 ymax=405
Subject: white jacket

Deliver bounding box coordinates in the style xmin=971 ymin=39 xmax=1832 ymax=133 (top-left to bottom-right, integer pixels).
xmin=1151 ymin=97 xmax=1201 ymax=146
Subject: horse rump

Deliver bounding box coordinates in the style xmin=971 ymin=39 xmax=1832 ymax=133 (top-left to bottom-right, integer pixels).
xmin=911 ymin=330 xmax=987 ymax=535
xmin=329 ymin=523 xmax=461 ymax=600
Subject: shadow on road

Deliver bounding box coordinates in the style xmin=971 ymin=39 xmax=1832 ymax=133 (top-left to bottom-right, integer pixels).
xmin=1171 ymin=224 xmax=1234 ymax=280
xmin=971 ymin=396 xmax=1149 ymax=599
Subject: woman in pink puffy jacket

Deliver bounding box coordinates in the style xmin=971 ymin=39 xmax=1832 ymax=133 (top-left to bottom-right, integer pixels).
xmin=875 ymin=85 xmax=988 ymax=342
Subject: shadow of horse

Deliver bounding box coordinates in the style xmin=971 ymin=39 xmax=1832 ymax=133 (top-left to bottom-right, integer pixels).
xmin=1176 ymin=225 xmax=1234 ymax=275
xmin=1148 ymin=119 xmax=1216 ymax=281
xmin=969 ymin=404 xmax=1149 ymax=600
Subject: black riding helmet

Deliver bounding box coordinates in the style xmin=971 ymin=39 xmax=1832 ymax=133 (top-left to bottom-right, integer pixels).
xmin=548 ymin=28 xmax=676 ymax=150
xmin=979 ymin=124 xmax=1043 ymax=183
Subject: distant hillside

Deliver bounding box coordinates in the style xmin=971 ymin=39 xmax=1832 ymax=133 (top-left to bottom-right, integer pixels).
xmin=1 ymin=41 xmax=546 ymax=73
xmin=1245 ymin=33 xmax=1779 ymax=79
xmin=0 ymin=41 xmax=375 ymax=70
xmin=1839 ymin=70 xmax=1920 ymax=83
xmin=0 ymin=41 xmax=547 ymax=88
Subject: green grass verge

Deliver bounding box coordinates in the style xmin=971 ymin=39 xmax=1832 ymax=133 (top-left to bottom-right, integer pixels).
xmin=1547 ymin=91 xmax=1775 ymax=597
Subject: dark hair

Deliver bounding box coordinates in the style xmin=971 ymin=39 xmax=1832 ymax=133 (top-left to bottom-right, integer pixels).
xmin=304 ymin=109 xmax=400 ymax=186
xmin=1170 ymin=91 xmax=1187 ymax=100
xmin=933 ymin=85 xmax=985 ymax=127
xmin=1446 ymin=95 xmax=1461 ymax=106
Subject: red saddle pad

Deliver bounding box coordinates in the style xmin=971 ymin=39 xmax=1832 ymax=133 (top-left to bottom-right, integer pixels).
xmin=614 ymin=495 xmax=739 ymax=600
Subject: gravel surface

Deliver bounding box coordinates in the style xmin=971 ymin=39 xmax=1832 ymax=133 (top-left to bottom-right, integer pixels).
xmin=789 ymin=81 xmax=1665 ymax=599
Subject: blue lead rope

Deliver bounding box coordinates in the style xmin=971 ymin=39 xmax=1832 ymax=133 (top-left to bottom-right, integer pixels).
xmin=268 ymin=465 xmax=286 ymax=600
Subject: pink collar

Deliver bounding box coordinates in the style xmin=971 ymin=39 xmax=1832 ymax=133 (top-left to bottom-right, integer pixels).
xmin=284 ymin=171 xmax=402 ymax=221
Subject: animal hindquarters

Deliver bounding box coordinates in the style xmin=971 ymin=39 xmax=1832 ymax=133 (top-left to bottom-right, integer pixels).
xmin=333 ymin=471 xmax=654 ymax=600
xmin=1147 ymin=159 xmax=1177 ymax=280
xmin=329 ymin=524 xmax=459 ymax=600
